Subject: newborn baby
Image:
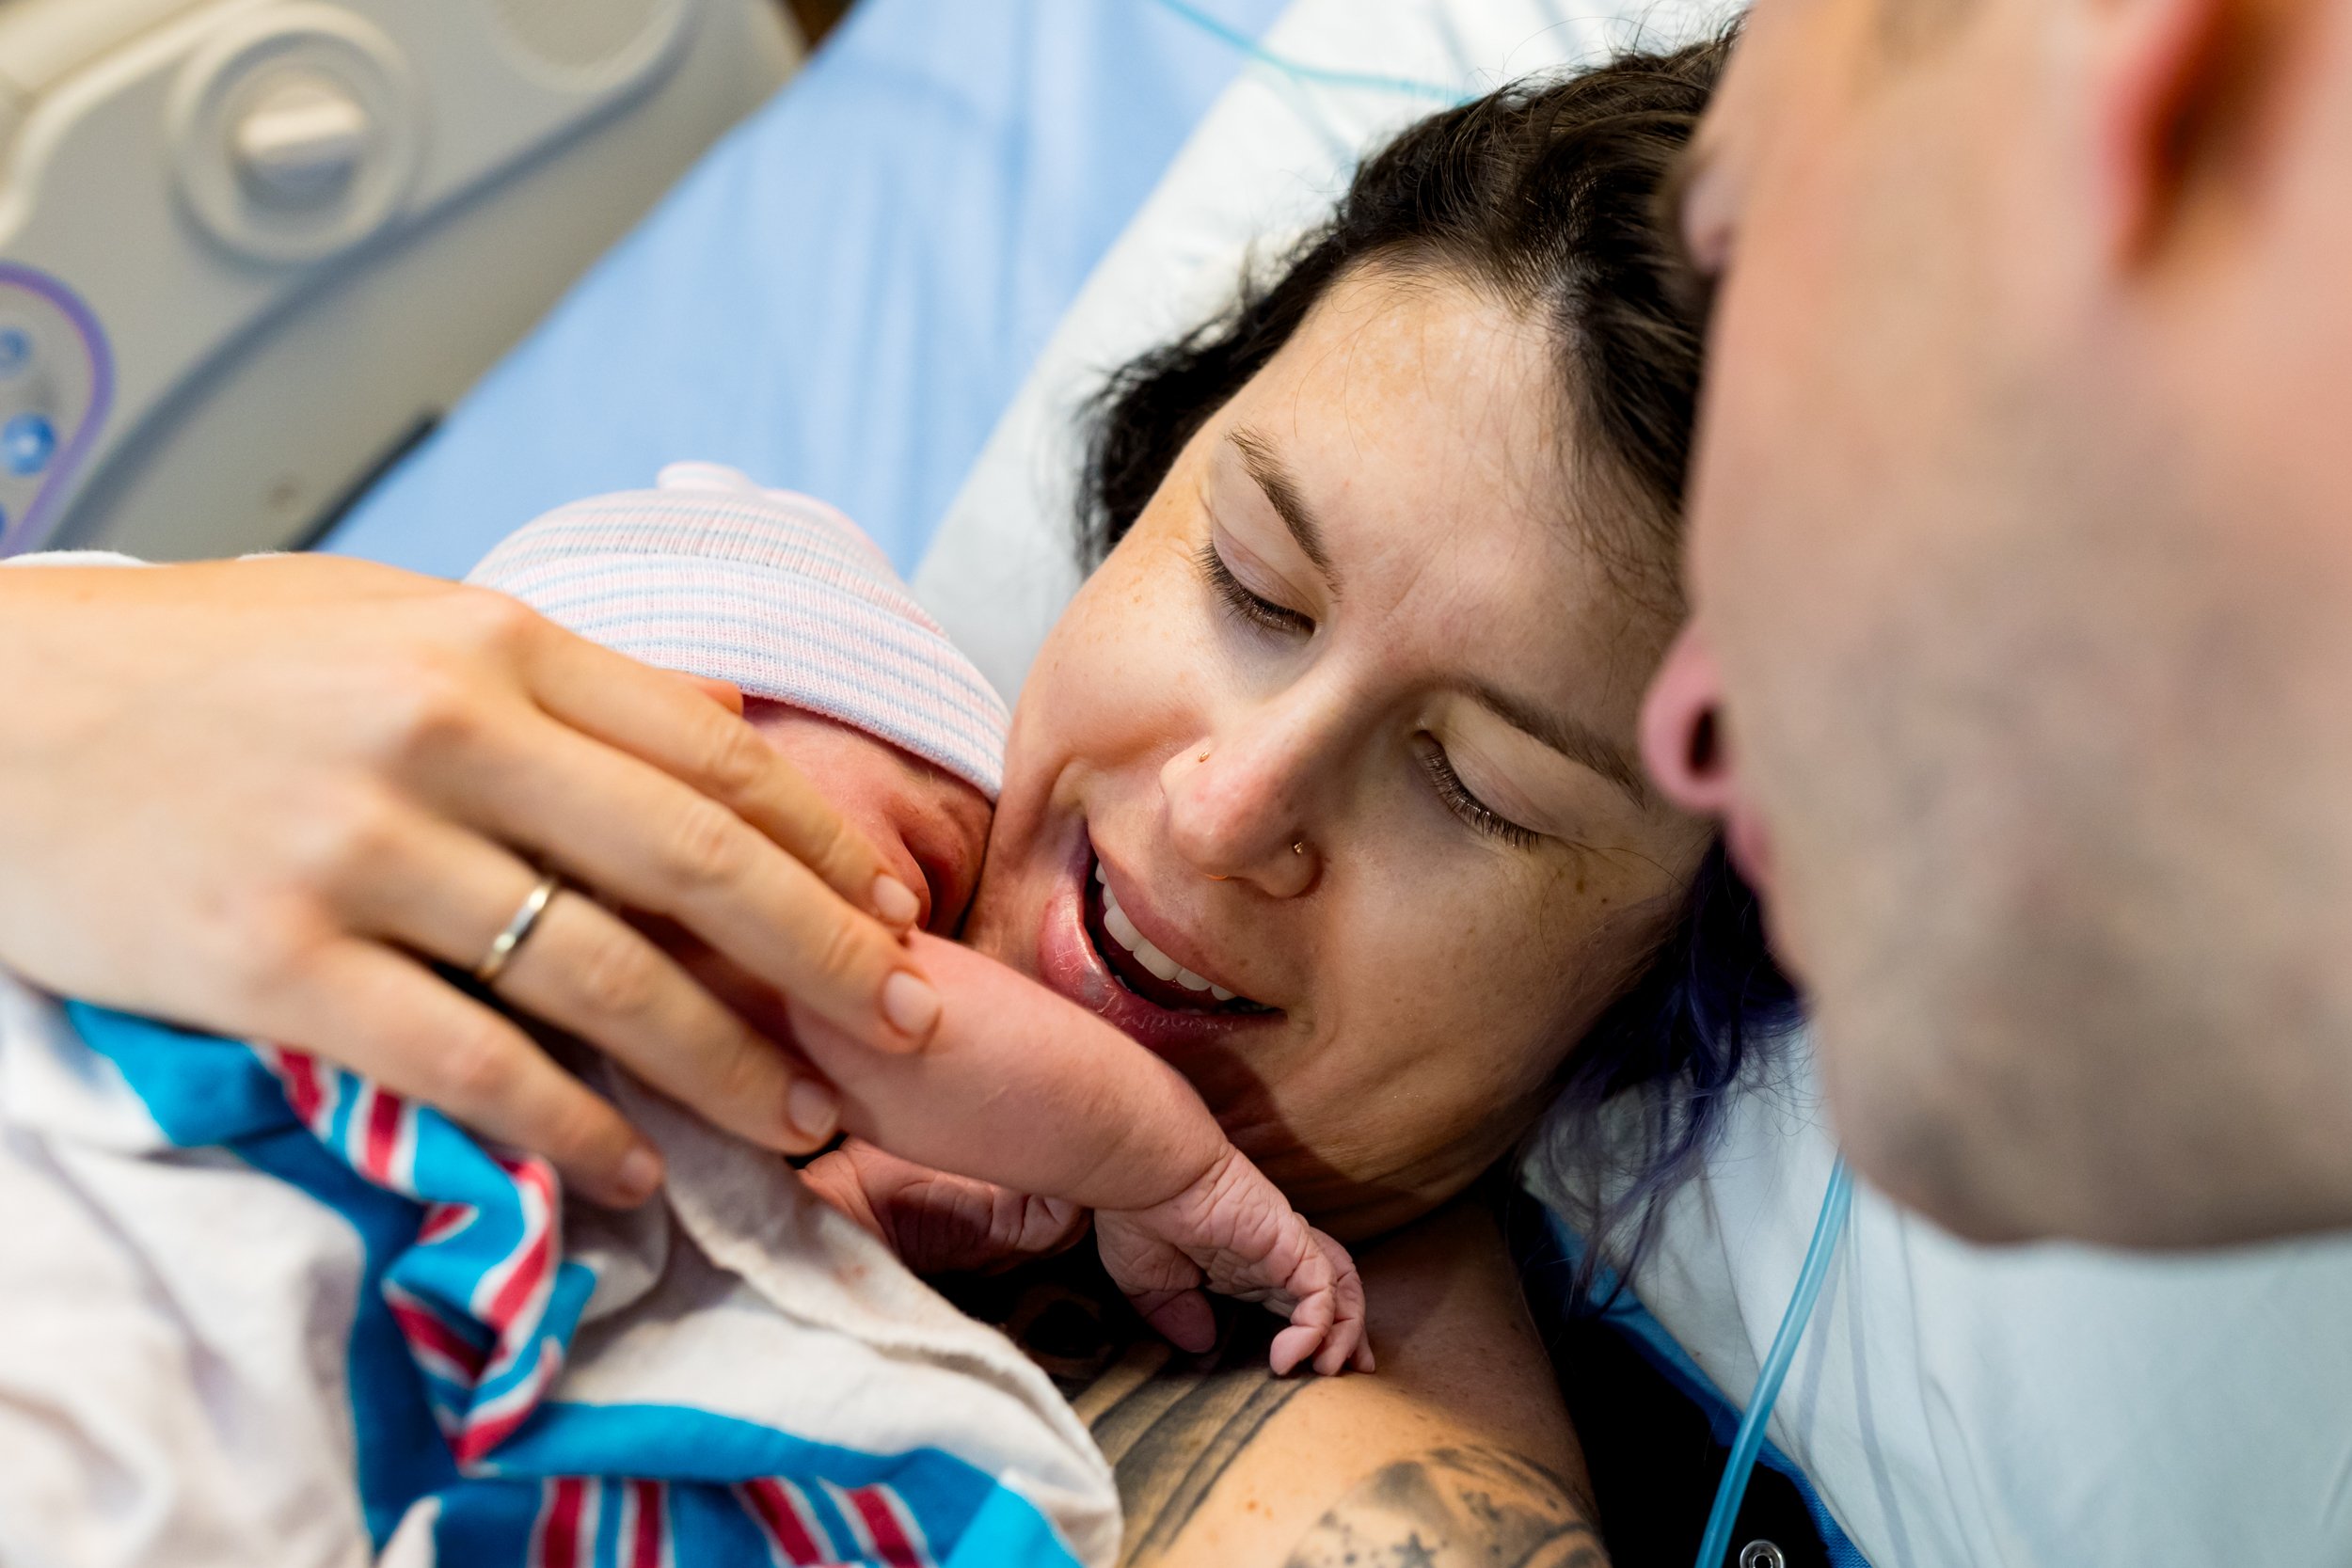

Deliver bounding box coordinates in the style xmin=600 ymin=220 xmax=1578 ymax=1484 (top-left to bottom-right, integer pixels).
xmin=468 ymin=464 xmax=1369 ymax=1378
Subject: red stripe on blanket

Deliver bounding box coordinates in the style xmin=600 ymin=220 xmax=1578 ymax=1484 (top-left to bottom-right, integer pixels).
xmin=629 ymin=1480 xmax=666 ymax=1568
xmin=277 ymin=1049 xmax=324 ymax=1124
xmin=387 ymin=1295 xmax=487 ymax=1382
xmin=363 ymin=1085 xmax=404 ymax=1182
xmin=742 ymin=1479 xmax=829 ymax=1565
xmin=486 ymin=1156 xmax=557 ymax=1326
xmin=849 ymin=1485 xmax=927 ymax=1568
xmin=537 ymin=1476 xmax=587 ymax=1568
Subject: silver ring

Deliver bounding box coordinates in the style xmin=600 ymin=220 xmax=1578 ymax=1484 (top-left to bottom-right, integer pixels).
xmin=474 ymin=872 xmax=562 ymax=986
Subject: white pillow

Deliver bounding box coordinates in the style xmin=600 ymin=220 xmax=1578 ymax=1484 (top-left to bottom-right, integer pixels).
xmin=912 ymin=0 xmax=1740 ymax=700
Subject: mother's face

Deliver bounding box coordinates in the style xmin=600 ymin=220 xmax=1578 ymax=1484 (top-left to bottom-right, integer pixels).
xmin=965 ymin=269 xmax=1707 ymax=1237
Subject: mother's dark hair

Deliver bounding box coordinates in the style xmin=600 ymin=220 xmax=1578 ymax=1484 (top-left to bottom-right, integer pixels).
xmin=1078 ymin=35 xmax=1796 ymax=1277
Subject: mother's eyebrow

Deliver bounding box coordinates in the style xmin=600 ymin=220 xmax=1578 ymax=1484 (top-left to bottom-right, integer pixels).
xmin=1470 ymin=680 xmax=1649 ymax=805
xmin=1229 ymin=428 xmax=1339 ymax=592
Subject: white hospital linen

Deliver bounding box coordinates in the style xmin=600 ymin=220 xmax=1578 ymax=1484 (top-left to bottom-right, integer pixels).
xmin=1525 ymin=1042 xmax=2352 ymax=1568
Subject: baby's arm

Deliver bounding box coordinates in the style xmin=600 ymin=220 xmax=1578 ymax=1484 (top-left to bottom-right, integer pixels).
xmin=797 ymin=1138 xmax=1089 ymax=1275
xmin=793 ymin=935 xmax=1370 ymax=1375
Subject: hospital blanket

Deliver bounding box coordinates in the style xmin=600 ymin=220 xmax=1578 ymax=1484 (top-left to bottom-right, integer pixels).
xmin=0 ymin=981 xmax=1116 ymax=1568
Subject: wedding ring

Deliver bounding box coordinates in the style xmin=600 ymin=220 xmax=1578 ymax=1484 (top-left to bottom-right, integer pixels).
xmin=474 ymin=871 xmax=562 ymax=986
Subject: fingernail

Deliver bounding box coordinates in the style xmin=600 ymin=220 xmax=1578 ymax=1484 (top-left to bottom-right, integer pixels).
xmin=788 ymin=1077 xmax=839 ymax=1141
xmin=871 ymin=875 xmax=921 ymax=927
xmin=881 ymin=969 xmax=941 ymax=1040
xmin=617 ymin=1147 xmax=663 ymax=1204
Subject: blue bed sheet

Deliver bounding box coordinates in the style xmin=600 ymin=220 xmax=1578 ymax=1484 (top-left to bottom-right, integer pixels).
xmin=320 ymin=0 xmax=1287 ymax=580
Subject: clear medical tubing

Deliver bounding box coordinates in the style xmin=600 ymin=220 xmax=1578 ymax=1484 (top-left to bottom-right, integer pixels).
xmin=1694 ymin=1158 xmax=1856 ymax=1568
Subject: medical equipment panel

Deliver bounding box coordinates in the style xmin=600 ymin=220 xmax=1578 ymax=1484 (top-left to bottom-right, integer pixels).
xmin=0 ymin=263 xmax=108 ymax=553
xmin=0 ymin=0 xmax=799 ymax=561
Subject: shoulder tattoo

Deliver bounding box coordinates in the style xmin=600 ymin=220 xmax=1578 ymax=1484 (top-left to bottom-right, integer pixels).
xmin=944 ymin=1254 xmax=1601 ymax=1568
xmin=1279 ymin=1446 xmax=1604 ymax=1568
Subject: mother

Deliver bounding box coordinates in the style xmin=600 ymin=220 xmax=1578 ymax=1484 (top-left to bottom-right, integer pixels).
xmin=0 ymin=39 xmax=1757 ymax=1568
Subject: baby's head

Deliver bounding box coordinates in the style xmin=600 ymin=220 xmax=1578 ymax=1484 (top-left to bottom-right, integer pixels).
xmin=468 ymin=464 xmax=1002 ymax=928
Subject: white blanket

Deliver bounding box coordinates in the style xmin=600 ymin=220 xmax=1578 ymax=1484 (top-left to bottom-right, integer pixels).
xmin=0 ymin=974 xmax=1117 ymax=1568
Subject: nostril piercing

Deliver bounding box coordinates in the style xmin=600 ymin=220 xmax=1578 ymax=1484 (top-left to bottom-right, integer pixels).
xmin=1198 ymin=751 xmax=1210 ymax=763
xmin=1292 ymin=841 xmax=1306 ymax=856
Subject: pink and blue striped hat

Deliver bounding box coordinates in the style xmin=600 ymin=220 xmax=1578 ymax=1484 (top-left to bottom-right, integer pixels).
xmin=468 ymin=463 xmax=1009 ymax=798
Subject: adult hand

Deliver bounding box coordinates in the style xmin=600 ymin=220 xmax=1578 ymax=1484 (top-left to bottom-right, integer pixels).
xmin=0 ymin=555 xmax=941 ymax=1204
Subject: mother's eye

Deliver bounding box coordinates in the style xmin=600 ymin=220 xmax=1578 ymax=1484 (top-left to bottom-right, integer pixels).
xmin=1199 ymin=540 xmax=1314 ymax=637
xmin=1415 ymin=736 xmax=1539 ymax=850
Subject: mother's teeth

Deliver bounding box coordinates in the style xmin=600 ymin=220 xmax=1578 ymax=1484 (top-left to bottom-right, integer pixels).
xmin=1099 ymin=874 xmax=1211 ymax=993
xmin=1210 ymin=985 xmax=1235 ymax=1003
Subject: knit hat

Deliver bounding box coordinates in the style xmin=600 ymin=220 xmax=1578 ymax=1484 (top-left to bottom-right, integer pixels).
xmin=468 ymin=463 xmax=1009 ymax=798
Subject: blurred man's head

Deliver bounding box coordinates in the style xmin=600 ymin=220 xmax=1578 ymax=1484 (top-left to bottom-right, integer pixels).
xmin=1641 ymin=0 xmax=2352 ymax=1244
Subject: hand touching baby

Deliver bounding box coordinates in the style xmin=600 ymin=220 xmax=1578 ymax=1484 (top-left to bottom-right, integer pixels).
xmin=695 ymin=701 xmax=1372 ymax=1376
xmin=465 ymin=469 xmax=1367 ymax=1375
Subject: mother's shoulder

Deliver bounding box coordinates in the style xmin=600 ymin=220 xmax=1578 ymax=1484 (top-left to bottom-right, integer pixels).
xmin=948 ymin=1203 xmax=1601 ymax=1568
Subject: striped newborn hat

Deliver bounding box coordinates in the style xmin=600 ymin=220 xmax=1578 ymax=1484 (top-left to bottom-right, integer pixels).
xmin=468 ymin=463 xmax=1010 ymax=798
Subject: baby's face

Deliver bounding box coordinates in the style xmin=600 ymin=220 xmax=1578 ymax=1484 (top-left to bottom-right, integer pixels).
xmin=743 ymin=701 xmax=993 ymax=935
xmin=964 ymin=270 xmax=1709 ymax=1238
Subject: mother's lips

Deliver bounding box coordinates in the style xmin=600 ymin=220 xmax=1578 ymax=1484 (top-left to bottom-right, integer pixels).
xmin=1034 ymin=835 xmax=1280 ymax=1055
xmin=1094 ymin=862 xmax=1246 ymax=1005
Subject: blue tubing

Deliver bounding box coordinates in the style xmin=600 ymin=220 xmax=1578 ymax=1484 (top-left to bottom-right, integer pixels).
xmin=1694 ymin=1158 xmax=1854 ymax=1568
xmin=1147 ymin=0 xmax=1469 ymax=103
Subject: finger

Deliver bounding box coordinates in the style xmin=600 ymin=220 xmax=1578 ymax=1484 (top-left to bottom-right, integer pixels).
xmin=442 ymin=707 xmax=939 ymax=1052
xmin=1131 ymin=1288 xmax=1219 ymax=1354
xmin=344 ymin=820 xmax=843 ymax=1152
xmin=517 ymin=629 xmax=917 ymax=927
xmin=1270 ymin=1323 xmax=1327 ymax=1377
xmin=1311 ymin=1230 xmax=1369 ymax=1375
xmin=276 ymin=939 xmax=660 ymax=1208
xmin=678 ymin=673 xmax=744 ymax=715
xmin=799 ymin=1150 xmax=888 ymax=1239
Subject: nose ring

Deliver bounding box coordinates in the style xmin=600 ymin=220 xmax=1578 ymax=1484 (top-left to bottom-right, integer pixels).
xmin=1292 ymin=841 xmax=1306 ymax=856
xmin=1198 ymin=751 xmax=1210 ymax=763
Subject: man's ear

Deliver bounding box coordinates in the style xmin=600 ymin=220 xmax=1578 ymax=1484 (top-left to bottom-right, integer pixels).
xmin=2085 ymin=0 xmax=2293 ymax=262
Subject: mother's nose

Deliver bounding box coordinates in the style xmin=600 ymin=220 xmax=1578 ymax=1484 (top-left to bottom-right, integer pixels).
xmin=1159 ymin=729 xmax=1319 ymax=896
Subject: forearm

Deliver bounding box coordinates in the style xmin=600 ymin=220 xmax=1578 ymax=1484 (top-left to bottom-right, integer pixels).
xmin=797 ymin=932 xmax=1235 ymax=1212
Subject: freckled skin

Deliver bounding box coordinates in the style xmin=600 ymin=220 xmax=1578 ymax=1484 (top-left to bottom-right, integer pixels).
xmin=968 ymin=271 xmax=1708 ymax=1238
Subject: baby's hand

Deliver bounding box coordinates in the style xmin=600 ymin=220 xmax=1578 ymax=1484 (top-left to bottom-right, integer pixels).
xmin=1094 ymin=1148 xmax=1373 ymax=1377
xmin=801 ymin=1139 xmax=1089 ymax=1275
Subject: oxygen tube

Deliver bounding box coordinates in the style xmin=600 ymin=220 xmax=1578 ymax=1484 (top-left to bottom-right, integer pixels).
xmin=1694 ymin=1158 xmax=1854 ymax=1568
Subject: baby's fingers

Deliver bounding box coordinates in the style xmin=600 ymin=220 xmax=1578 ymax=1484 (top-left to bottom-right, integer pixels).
xmin=1308 ymin=1229 xmax=1372 ymax=1376
xmin=1131 ymin=1287 xmax=1218 ymax=1354
xmin=1269 ymin=1322 xmax=1330 ymax=1376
